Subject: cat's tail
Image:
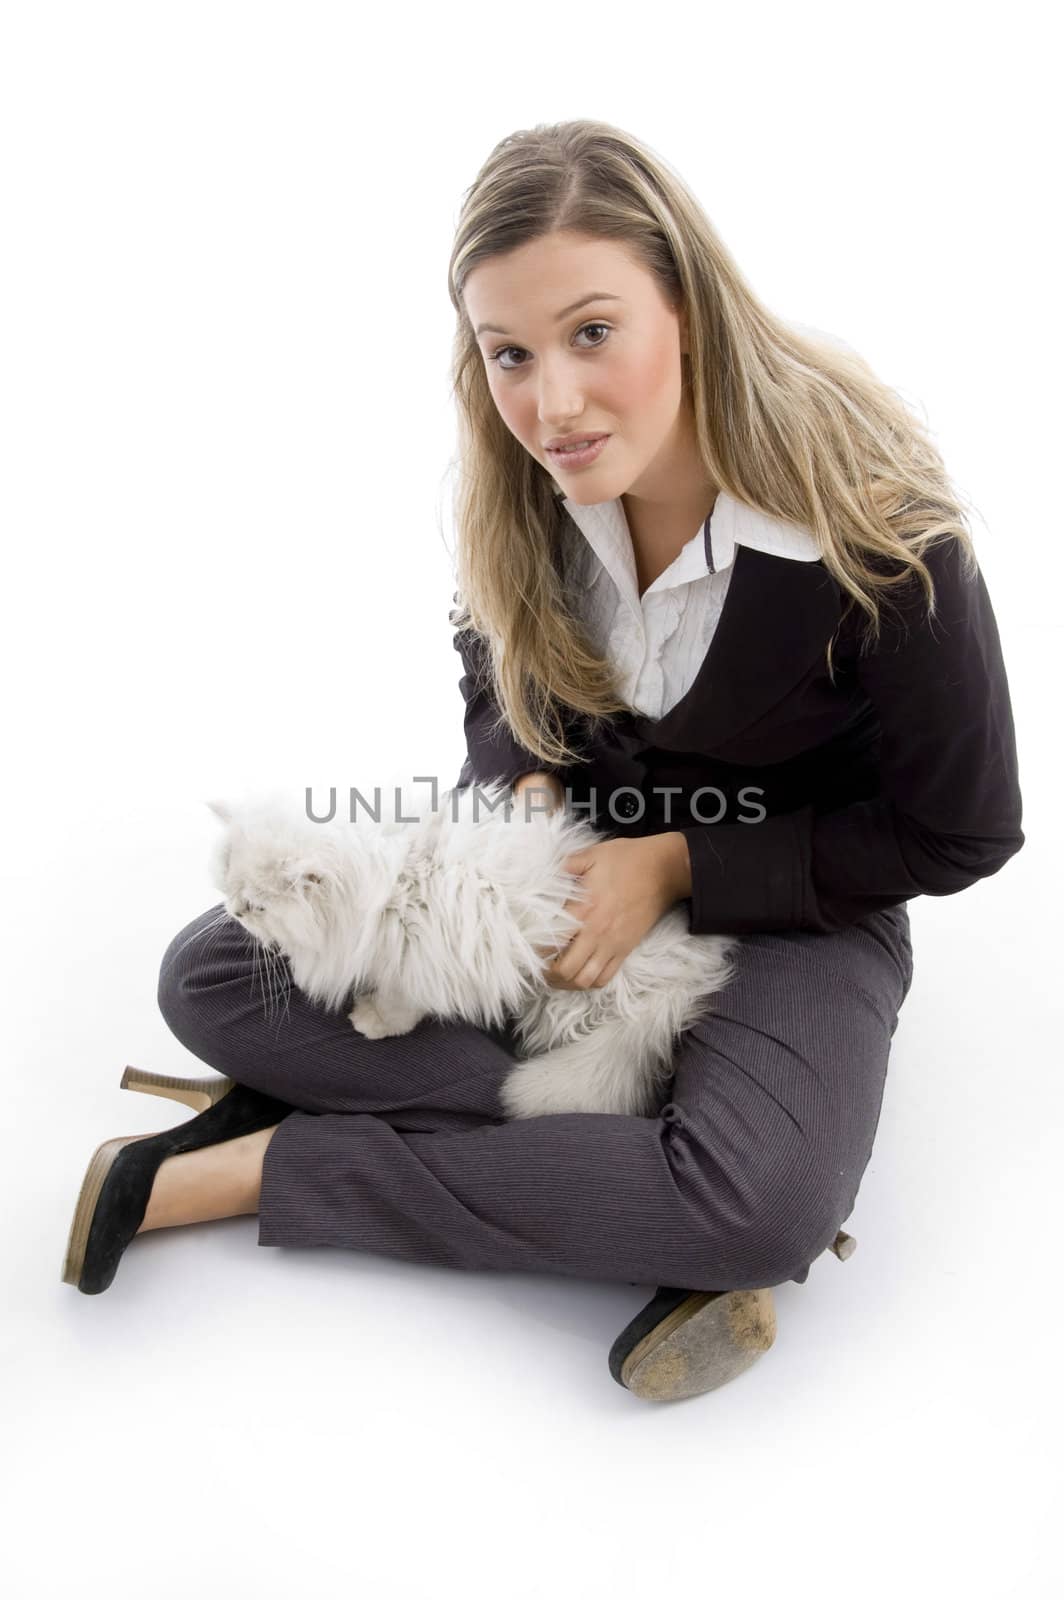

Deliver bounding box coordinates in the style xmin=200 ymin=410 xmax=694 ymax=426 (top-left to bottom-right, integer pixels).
xmin=498 ymin=1014 xmax=676 ymax=1121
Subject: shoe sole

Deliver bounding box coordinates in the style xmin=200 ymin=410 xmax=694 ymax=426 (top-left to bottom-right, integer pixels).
xmin=61 ymin=1132 xmax=155 ymax=1288
xmin=614 ymin=1287 xmax=777 ymax=1401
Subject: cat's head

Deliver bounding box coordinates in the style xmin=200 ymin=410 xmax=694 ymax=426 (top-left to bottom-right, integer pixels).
xmin=206 ymin=796 xmax=351 ymax=953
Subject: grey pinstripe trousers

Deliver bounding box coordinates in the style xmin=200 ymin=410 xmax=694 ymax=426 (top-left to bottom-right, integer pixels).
xmin=156 ymin=901 xmax=914 ymax=1291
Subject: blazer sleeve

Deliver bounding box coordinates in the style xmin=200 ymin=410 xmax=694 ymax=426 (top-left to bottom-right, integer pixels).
xmin=451 ymin=599 xmax=570 ymax=793
xmin=676 ymin=537 xmax=1026 ymax=935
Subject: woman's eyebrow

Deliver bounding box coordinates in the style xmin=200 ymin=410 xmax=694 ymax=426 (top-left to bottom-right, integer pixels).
xmin=475 ymin=292 xmax=623 ymax=338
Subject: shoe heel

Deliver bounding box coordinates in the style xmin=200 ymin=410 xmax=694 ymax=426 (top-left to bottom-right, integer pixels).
xmin=119 ymin=1065 xmax=235 ymax=1113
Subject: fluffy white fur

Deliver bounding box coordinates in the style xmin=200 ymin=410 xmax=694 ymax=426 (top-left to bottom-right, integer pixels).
xmin=206 ymin=780 xmax=739 ymax=1119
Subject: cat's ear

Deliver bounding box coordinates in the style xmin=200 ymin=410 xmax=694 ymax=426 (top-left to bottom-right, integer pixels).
xmin=205 ymin=799 xmax=232 ymax=824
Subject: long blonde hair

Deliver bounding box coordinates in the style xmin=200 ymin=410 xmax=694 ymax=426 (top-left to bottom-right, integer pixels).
xmin=446 ymin=117 xmax=979 ymax=768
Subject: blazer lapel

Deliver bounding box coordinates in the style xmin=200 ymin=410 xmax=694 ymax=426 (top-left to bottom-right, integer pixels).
xmin=616 ymin=544 xmax=843 ymax=756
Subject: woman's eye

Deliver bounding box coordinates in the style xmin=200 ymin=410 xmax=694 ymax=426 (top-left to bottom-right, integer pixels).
xmin=489 ymin=322 xmax=611 ymax=371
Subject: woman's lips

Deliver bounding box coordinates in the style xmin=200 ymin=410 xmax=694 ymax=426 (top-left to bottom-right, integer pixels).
xmin=545 ymin=435 xmax=610 ymax=469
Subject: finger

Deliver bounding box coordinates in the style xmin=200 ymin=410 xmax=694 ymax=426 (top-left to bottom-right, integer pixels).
xmin=543 ymin=958 xmax=577 ymax=989
xmin=575 ymin=957 xmax=613 ymax=989
xmin=535 ymin=931 xmax=574 ymax=961
xmin=543 ymin=943 xmax=581 ymax=987
xmin=594 ymin=956 xmax=622 ymax=989
xmin=556 ymin=942 xmax=612 ymax=990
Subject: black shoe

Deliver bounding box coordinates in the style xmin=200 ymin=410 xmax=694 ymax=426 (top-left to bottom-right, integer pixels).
xmin=608 ymin=1284 xmax=777 ymax=1402
xmin=62 ymin=1077 xmax=294 ymax=1295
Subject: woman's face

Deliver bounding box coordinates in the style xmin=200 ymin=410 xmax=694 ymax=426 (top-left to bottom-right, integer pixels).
xmin=463 ymin=230 xmax=693 ymax=507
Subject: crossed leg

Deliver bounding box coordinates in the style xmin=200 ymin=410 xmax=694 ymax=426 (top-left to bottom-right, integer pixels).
xmin=155 ymin=901 xmax=913 ymax=1290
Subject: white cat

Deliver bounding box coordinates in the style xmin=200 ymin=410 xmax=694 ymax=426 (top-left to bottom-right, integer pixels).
xmin=205 ymin=780 xmax=739 ymax=1119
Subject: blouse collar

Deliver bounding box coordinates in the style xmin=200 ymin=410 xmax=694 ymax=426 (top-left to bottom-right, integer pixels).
xmin=557 ymin=487 xmax=821 ymax=613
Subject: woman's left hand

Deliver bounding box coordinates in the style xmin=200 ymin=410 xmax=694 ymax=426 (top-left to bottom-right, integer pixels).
xmin=537 ymin=835 xmax=684 ymax=991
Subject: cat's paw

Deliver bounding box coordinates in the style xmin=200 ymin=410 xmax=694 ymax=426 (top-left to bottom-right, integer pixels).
xmin=348 ymin=994 xmax=423 ymax=1038
xmin=348 ymin=996 xmax=399 ymax=1039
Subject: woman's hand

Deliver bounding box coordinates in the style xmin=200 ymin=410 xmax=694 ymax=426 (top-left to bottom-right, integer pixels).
xmin=537 ymin=833 xmax=691 ymax=991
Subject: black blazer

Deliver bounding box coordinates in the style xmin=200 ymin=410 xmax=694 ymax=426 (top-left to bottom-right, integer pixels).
xmin=451 ymin=533 xmax=1025 ymax=935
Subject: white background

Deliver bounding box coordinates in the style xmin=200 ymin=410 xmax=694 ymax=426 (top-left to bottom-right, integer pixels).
xmin=2 ymin=2 xmax=1060 ymax=1596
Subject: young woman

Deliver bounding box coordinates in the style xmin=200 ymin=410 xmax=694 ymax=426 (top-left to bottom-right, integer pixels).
xmin=62 ymin=119 xmax=1024 ymax=1404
